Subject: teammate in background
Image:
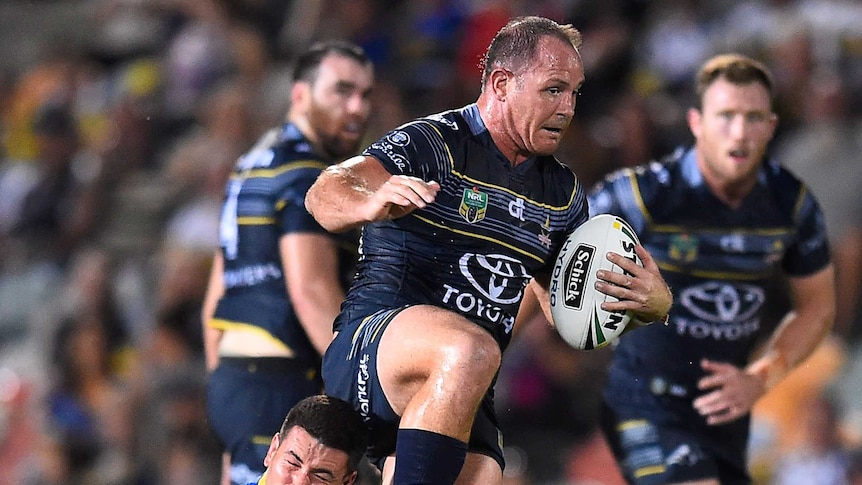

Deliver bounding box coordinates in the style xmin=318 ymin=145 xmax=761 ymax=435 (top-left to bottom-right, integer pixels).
xmin=202 ymin=41 xmax=374 ymax=485
xmin=589 ymin=54 xmax=836 ymax=484
xmin=305 ymin=16 xmax=672 ymax=485
xmin=247 ymin=394 xmax=369 ymax=485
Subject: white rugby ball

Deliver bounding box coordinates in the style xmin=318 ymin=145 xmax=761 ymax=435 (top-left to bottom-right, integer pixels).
xmin=549 ymin=214 xmax=642 ymax=350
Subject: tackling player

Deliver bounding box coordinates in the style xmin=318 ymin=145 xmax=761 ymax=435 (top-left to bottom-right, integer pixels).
xmin=247 ymin=395 xmax=369 ymax=485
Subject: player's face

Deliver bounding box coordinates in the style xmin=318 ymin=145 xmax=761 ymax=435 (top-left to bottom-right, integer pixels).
xmin=305 ymin=54 xmax=374 ymax=160
xmin=507 ymin=36 xmax=584 ymax=157
xmin=688 ymin=77 xmax=777 ymax=187
xmin=262 ymin=426 xmax=356 ymax=485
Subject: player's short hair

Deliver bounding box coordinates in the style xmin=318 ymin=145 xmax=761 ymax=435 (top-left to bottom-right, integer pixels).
xmin=292 ymin=40 xmax=372 ymax=84
xmin=480 ymin=16 xmax=582 ymax=89
xmin=694 ymin=54 xmax=775 ymax=108
xmin=279 ymin=395 xmax=368 ymax=472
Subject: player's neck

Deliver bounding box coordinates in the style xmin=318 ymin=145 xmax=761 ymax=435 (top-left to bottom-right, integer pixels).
xmin=288 ymin=114 xmax=325 ymax=157
xmin=475 ymin=97 xmax=529 ymax=166
xmin=702 ymin=173 xmax=756 ymax=209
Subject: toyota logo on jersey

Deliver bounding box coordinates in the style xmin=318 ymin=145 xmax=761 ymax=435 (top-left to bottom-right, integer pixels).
xmin=457 ymin=253 xmax=530 ymax=304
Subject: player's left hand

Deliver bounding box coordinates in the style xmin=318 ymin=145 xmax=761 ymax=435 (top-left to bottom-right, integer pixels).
xmin=596 ymin=244 xmax=672 ymax=322
xmin=693 ymin=358 xmax=767 ymax=425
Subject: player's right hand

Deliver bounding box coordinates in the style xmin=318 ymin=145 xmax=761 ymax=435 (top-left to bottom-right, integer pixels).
xmin=364 ymin=175 xmax=440 ymax=221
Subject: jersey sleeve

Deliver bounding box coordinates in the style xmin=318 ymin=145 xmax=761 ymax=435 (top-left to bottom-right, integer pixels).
xmin=275 ymin=165 xmax=328 ymax=236
xmin=588 ymin=176 xmax=623 ymax=218
xmin=362 ymin=120 xmax=447 ymax=183
xmin=782 ymin=187 xmax=831 ymax=276
xmin=587 ymin=167 xmax=652 ymax=235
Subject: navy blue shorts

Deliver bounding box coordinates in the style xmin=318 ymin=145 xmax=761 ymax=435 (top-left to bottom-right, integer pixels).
xmin=206 ymin=357 xmax=323 ymax=485
xmin=599 ymin=395 xmax=751 ymax=485
xmin=323 ymin=306 xmax=504 ymax=471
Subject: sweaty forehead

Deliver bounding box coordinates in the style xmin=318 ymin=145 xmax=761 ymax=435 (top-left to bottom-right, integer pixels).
xmin=528 ymin=36 xmax=583 ymax=78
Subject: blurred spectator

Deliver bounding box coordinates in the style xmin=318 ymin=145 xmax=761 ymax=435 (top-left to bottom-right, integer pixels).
xmin=849 ymin=447 xmax=862 ymax=485
xmin=0 ymin=368 xmax=40 ymax=485
xmin=770 ymin=392 xmax=851 ymax=485
xmin=774 ymin=71 xmax=862 ymax=340
xmin=0 ymin=49 xmax=77 ymax=164
xmin=160 ymin=0 xmax=236 ymax=133
xmin=388 ymin=0 xmax=466 ymax=117
xmin=133 ymin=371 xmax=221 ymax=485
xmin=637 ymin=0 xmax=711 ymax=94
xmin=9 ymin=102 xmax=87 ymax=266
xmin=750 ymin=336 xmax=847 ymax=480
xmin=42 ymin=315 xmax=131 ymax=484
xmin=52 ymin=247 xmax=132 ymax=367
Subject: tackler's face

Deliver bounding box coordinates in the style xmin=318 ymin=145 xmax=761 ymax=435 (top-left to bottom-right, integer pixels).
xmin=262 ymin=426 xmax=356 ymax=485
xmin=305 ymin=54 xmax=374 ymax=161
xmin=688 ymin=77 xmax=777 ymax=186
xmin=506 ymin=35 xmax=584 ymax=157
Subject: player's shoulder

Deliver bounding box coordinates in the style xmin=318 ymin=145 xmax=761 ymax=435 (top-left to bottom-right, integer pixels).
xmin=420 ymin=107 xmax=465 ymax=131
xmin=538 ymin=155 xmax=579 ymax=190
xmin=401 ymin=106 xmax=473 ymax=145
xmin=235 ymin=125 xmax=325 ymax=170
xmin=764 ymin=157 xmax=806 ymax=191
xmin=592 ymin=148 xmax=680 ymax=195
xmin=368 ymin=108 xmax=466 ymax=153
xmin=272 ymin=126 xmax=327 ymax=169
xmin=763 ymin=157 xmax=815 ymax=213
xmin=532 ymin=156 xmax=583 ymax=211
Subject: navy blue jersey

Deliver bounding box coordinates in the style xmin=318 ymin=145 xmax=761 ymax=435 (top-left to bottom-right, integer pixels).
xmin=211 ymin=124 xmax=358 ymax=363
xmin=589 ymin=147 xmax=830 ymax=391
xmin=334 ymin=104 xmax=589 ymax=350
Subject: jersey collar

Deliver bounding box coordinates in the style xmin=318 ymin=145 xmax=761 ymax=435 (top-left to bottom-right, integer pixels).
xmin=459 ymin=103 xmax=485 ymax=136
xmin=680 ymin=147 xmax=703 ymax=188
xmin=280 ymin=122 xmax=304 ymax=142
xmin=458 ymin=103 xmax=537 ymax=171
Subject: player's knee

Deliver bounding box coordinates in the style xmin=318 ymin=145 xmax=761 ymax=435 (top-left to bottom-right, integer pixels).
xmin=439 ymin=330 xmax=501 ymax=384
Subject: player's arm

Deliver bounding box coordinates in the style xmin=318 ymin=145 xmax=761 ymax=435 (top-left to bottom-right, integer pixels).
xmin=202 ymin=251 xmax=225 ymax=372
xmin=513 ymin=276 xmax=552 ymax=340
xmin=305 ymin=155 xmax=440 ymax=233
xmin=281 ymin=233 xmax=344 ymax=356
xmin=694 ymin=264 xmax=836 ymax=425
xmin=746 ymin=264 xmax=836 ymax=393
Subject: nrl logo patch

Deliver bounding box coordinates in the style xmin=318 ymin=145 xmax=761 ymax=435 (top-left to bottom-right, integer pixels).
xmin=669 ymin=233 xmax=698 ymax=263
xmin=459 ymin=187 xmax=488 ymax=223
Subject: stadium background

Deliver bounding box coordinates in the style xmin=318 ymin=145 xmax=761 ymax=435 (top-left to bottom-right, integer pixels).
xmin=0 ymin=0 xmax=861 ymax=483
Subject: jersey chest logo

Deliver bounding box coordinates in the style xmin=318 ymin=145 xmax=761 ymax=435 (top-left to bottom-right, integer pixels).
xmin=459 ymin=187 xmax=488 ymax=223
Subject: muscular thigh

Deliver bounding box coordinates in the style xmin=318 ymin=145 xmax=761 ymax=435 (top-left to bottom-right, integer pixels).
xmin=376 ymin=304 xmax=500 ymax=416
xmin=322 ymin=305 xmax=502 ymax=469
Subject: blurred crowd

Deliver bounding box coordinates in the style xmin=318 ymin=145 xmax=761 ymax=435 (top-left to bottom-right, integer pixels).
xmin=1 ymin=0 xmax=862 ymax=484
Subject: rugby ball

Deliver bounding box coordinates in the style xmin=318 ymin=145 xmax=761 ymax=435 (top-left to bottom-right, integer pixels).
xmin=549 ymin=214 xmax=642 ymax=350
